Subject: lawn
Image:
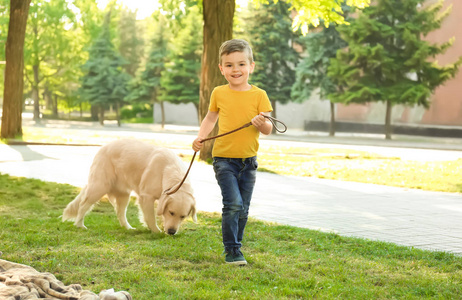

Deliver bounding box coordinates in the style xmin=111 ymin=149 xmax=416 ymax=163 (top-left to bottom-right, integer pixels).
xmin=1 ymin=174 xmax=461 ymax=299
xmin=257 ymin=145 xmax=462 ymax=193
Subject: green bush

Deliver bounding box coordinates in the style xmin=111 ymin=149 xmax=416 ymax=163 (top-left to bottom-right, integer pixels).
xmin=120 ymin=103 xmax=153 ymax=119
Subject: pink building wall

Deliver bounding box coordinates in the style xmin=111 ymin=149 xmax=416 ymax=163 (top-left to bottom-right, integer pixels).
xmin=336 ymin=0 xmax=462 ymax=126
xmin=421 ymin=0 xmax=462 ymax=125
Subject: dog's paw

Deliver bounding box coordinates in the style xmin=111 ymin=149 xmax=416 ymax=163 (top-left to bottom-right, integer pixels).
xmin=149 ymin=226 xmax=161 ymax=233
xmin=74 ymin=223 xmax=88 ymax=229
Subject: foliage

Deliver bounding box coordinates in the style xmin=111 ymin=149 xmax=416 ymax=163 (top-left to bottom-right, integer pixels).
xmin=118 ymin=7 xmax=144 ymax=76
xmin=0 ymin=0 xmax=9 ymax=95
xmin=79 ymin=11 xmax=130 ymax=110
xmin=120 ymin=103 xmax=153 ymax=119
xmin=125 ymin=12 xmax=169 ymax=104
xmin=73 ymin=0 xmax=105 ymax=44
xmin=25 ymin=0 xmax=75 ymax=67
xmin=0 ymin=0 xmax=8 ymax=56
xmin=24 ymin=0 xmax=78 ymax=118
xmin=327 ymin=0 xmax=462 ymax=139
xmin=159 ymin=5 xmax=202 ymax=109
xmin=159 ymin=0 xmax=200 ymax=32
xmin=0 ymin=0 xmax=8 ymax=60
xmin=252 ymin=0 xmax=371 ymax=35
xmin=246 ymin=0 xmax=300 ymax=107
xmin=1 ymin=173 xmax=462 ymax=299
xmin=328 ymin=0 xmax=461 ymax=107
xmin=291 ymin=23 xmax=348 ymax=102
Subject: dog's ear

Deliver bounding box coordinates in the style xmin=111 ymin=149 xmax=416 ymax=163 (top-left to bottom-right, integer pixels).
xmin=157 ymin=193 xmax=170 ymax=216
xmin=190 ymin=204 xmax=197 ymax=223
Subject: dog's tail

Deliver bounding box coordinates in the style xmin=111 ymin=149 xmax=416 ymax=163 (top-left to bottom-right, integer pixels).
xmin=62 ymin=186 xmax=87 ymax=222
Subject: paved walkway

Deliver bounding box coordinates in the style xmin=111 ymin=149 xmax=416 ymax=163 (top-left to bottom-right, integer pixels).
xmin=1 ymin=120 xmax=462 ymax=255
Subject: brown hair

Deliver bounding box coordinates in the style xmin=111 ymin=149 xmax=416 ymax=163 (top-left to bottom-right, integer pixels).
xmin=219 ymin=39 xmax=254 ymax=64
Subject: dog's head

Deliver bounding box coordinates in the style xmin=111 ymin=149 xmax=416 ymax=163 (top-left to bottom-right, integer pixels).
xmin=157 ymin=189 xmax=196 ymax=235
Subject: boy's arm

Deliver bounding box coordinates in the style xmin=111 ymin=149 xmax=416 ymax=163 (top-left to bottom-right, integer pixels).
xmin=192 ymin=110 xmax=219 ymax=152
xmin=251 ymin=112 xmax=273 ymax=135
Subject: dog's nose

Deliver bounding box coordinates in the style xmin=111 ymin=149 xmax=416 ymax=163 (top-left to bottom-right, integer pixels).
xmin=167 ymin=228 xmax=176 ymax=235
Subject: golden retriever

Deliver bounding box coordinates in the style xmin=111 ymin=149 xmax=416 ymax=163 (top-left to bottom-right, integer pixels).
xmin=62 ymin=139 xmax=196 ymax=235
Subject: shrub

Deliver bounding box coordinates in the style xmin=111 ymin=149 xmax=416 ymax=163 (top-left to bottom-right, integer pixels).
xmin=120 ymin=103 xmax=153 ymax=119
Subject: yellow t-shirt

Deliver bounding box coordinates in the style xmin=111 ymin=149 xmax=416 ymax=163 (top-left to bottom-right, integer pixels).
xmin=209 ymin=85 xmax=273 ymax=158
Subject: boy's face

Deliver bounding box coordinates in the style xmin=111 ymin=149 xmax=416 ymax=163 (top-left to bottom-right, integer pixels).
xmin=219 ymin=51 xmax=255 ymax=91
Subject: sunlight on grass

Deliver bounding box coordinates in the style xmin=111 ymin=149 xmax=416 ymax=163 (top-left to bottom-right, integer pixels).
xmin=257 ymin=154 xmax=462 ymax=193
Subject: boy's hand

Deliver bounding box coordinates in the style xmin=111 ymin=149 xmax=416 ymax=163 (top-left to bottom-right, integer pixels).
xmin=192 ymin=137 xmax=203 ymax=152
xmin=251 ymin=112 xmax=273 ymax=135
xmin=251 ymin=113 xmax=267 ymax=129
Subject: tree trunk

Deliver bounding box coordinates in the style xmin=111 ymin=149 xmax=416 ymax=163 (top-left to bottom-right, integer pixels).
xmin=198 ymin=0 xmax=235 ymax=161
xmin=1 ymin=0 xmax=31 ymax=139
xmin=43 ymin=85 xmax=55 ymax=117
xmin=115 ymin=102 xmax=121 ymax=127
xmin=91 ymin=105 xmax=98 ymax=121
xmin=32 ymin=72 xmax=40 ymax=122
xmin=99 ymin=105 xmax=105 ymax=126
xmin=329 ymin=101 xmax=335 ymax=137
xmin=160 ymin=101 xmax=165 ymax=129
xmin=52 ymin=94 xmax=58 ymax=117
xmin=271 ymin=99 xmax=277 ymax=134
xmin=32 ymin=22 xmax=41 ymax=122
xmin=44 ymin=84 xmax=52 ymax=110
xmin=385 ymin=100 xmax=392 ymax=140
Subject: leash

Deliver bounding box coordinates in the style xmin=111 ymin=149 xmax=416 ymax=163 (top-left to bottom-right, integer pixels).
xmin=165 ymin=115 xmax=287 ymax=195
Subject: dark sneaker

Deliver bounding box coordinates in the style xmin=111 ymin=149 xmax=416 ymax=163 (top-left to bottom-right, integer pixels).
xmin=225 ymin=249 xmax=247 ymax=266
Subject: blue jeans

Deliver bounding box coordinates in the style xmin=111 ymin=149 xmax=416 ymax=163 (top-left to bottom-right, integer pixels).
xmin=213 ymin=156 xmax=258 ymax=252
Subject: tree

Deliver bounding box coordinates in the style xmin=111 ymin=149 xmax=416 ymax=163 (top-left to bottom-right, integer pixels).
xmin=125 ymin=12 xmax=169 ymax=127
xmin=199 ymin=0 xmax=234 ymax=161
xmin=72 ymin=0 xmax=104 ymax=120
xmin=291 ymin=23 xmax=348 ymax=136
xmin=328 ymin=0 xmax=462 ymax=139
xmin=198 ymin=0 xmax=370 ymax=160
xmin=245 ymin=0 xmax=300 ymax=130
xmin=1 ymin=0 xmax=31 ymax=139
xmin=24 ymin=0 xmax=76 ymax=122
xmin=160 ymin=5 xmax=202 ymax=120
xmin=118 ymin=7 xmax=143 ymax=77
xmin=79 ymin=9 xmax=130 ymax=126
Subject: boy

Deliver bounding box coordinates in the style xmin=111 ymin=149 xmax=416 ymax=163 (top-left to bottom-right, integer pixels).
xmin=192 ymin=39 xmax=273 ymax=265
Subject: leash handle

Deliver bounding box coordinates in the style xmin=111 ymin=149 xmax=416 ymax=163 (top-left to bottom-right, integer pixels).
xmin=165 ymin=115 xmax=287 ymax=195
xmin=264 ymin=115 xmax=287 ymax=133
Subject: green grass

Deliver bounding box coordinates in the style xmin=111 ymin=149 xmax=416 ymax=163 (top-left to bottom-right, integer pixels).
xmin=121 ymin=117 xmax=154 ymax=124
xmin=1 ymin=173 xmax=462 ymax=299
xmin=257 ymin=148 xmax=462 ymax=193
